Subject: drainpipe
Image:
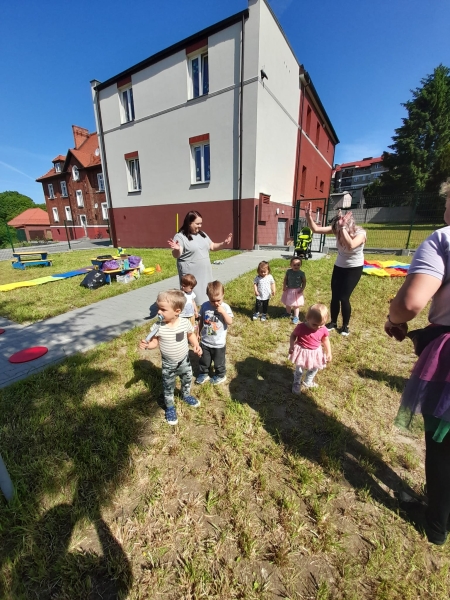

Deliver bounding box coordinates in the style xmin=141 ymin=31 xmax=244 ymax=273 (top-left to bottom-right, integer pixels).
xmin=237 ymin=13 xmax=245 ymax=250
xmin=91 ymin=80 xmax=117 ymax=248
xmin=293 ymin=67 xmax=310 ymax=243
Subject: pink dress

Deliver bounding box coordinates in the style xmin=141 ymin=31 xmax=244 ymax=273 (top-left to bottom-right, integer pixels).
xmin=289 ymin=323 xmax=329 ymax=370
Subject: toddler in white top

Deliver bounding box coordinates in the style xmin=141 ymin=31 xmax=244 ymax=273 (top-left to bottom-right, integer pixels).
xmin=180 ymin=273 xmax=199 ymax=333
xmin=253 ymin=261 xmax=276 ymax=322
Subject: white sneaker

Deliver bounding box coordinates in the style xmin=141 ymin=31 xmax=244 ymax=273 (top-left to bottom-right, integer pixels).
xmin=303 ymin=381 xmax=318 ymax=388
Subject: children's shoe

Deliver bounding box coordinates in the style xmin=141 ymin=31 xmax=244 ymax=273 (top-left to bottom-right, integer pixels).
xmin=195 ymin=373 xmax=210 ymax=385
xmin=182 ymin=395 xmax=200 ymax=407
xmin=165 ymin=406 xmax=178 ymax=425
xmin=292 ymin=383 xmax=301 ymax=394
xmin=260 ymin=314 xmax=267 ymax=322
xmin=326 ymin=321 xmax=337 ymax=331
xmin=252 ymin=313 xmax=260 ymax=321
xmin=340 ymin=326 xmax=350 ymax=336
xmin=292 ymin=316 xmax=299 ymax=325
xmin=281 ymin=313 xmax=291 ymax=318
xmin=303 ymin=381 xmax=318 ymax=389
xmin=211 ymin=375 xmax=227 ymax=385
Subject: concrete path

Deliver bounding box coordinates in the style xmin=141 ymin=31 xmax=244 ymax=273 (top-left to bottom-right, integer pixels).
xmin=0 ymin=238 xmax=112 ymax=262
xmin=0 ymin=249 xmax=324 ymax=389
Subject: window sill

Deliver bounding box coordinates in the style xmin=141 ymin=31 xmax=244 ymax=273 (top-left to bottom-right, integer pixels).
xmin=190 ymin=181 xmax=210 ymax=188
xmin=127 ymin=189 xmax=141 ymax=194
xmin=120 ymin=120 xmax=135 ymax=127
xmin=187 ymin=94 xmax=209 ymax=104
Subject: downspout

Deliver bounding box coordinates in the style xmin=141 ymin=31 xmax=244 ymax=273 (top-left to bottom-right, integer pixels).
xmin=93 ymin=85 xmax=117 ymax=247
xmin=293 ymin=68 xmax=310 ymax=243
xmin=237 ymin=13 xmax=245 ymax=250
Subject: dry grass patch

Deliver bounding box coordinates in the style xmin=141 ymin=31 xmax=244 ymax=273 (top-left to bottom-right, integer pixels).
xmin=1 ymin=254 xmax=449 ymax=599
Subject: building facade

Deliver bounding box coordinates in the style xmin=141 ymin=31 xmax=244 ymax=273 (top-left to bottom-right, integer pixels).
xmin=36 ymin=126 xmax=108 ymax=241
xmin=333 ymin=156 xmax=388 ymax=207
xmin=91 ymin=0 xmax=338 ymax=249
xmin=7 ymin=208 xmax=51 ymax=243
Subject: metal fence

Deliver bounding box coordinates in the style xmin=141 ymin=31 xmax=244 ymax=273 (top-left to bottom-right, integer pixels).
xmin=293 ymin=193 xmax=445 ymax=252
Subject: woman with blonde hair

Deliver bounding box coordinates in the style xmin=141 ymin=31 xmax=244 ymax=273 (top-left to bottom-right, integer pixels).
xmin=305 ymin=203 xmax=366 ymax=335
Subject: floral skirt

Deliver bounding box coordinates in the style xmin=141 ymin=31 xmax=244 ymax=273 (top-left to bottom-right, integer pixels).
xmin=281 ymin=288 xmax=304 ymax=308
xmin=395 ymin=333 xmax=450 ymax=431
xmin=289 ymin=345 xmax=327 ymax=371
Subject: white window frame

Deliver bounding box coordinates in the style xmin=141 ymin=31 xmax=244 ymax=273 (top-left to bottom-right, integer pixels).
xmin=64 ymin=206 xmax=72 ymax=221
xmin=52 ymin=207 xmax=59 ymax=222
xmin=188 ymin=49 xmax=209 ymax=99
xmin=72 ymin=165 xmax=79 ymax=181
xmin=60 ymin=181 xmax=68 ymax=197
xmin=76 ymin=190 xmax=84 ymax=207
xmin=48 ymin=183 xmax=55 ymax=199
xmin=120 ymin=85 xmax=135 ymax=124
xmin=101 ymin=202 xmax=108 ymax=220
xmin=97 ymin=172 xmax=105 ymax=191
xmin=126 ymin=158 xmax=141 ymax=191
xmin=55 ymin=162 xmax=61 ymax=173
xmin=190 ymin=142 xmax=210 ymax=184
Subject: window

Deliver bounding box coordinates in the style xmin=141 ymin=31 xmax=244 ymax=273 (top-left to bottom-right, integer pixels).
xmin=76 ymin=190 xmax=84 ymax=207
xmin=126 ymin=158 xmax=141 ymax=191
xmin=319 ymin=180 xmax=324 ymax=193
xmin=97 ymin=172 xmax=105 ymax=191
xmin=315 ymin=123 xmax=320 ymax=146
xmin=305 ymin=106 xmax=312 ymax=137
xmin=48 ymin=183 xmax=55 ymax=199
xmin=315 ymin=208 xmax=321 ymax=223
xmin=65 ymin=206 xmax=72 ymax=221
xmin=120 ymin=86 xmax=135 ymax=123
xmin=60 ymin=181 xmax=68 ymax=197
xmin=72 ymin=166 xmax=79 ymax=181
xmin=52 ymin=207 xmax=59 ymax=222
xmin=191 ymin=142 xmax=210 ymax=183
xmin=189 ymin=51 xmax=209 ymax=99
xmin=101 ymin=202 xmax=108 ymax=220
xmin=300 ymin=166 xmax=307 ymax=196
xmin=315 ymin=176 xmax=318 ymax=189
xmin=55 ymin=162 xmax=61 ymax=173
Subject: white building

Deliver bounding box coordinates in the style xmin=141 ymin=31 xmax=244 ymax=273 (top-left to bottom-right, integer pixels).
xmin=91 ymin=0 xmax=338 ymax=249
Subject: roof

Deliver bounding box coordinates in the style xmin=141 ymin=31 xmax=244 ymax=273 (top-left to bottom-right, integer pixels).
xmin=94 ymin=9 xmax=249 ymax=92
xmin=36 ymin=132 xmax=100 ymax=181
xmin=7 ymin=208 xmax=50 ymax=227
xmin=334 ymin=156 xmax=383 ymax=172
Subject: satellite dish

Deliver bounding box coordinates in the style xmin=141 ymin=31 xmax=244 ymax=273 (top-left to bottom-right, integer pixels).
xmin=95 ymin=148 xmax=100 ymax=156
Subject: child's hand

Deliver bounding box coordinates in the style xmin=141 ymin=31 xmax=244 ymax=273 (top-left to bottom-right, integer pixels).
xmin=215 ymin=304 xmax=226 ymax=315
xmin=326 ymin=351 xmax=332 ymax=362
xmin=193 ymin=344 xmax=203 ymax=356
xmin=139 ymin=339 xmax=148 ymax=350
xmin=289 ymin=346 xmax=294 ymax=354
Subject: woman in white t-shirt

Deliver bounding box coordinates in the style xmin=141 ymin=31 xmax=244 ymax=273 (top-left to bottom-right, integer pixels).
xmin=305 ymin=203 xmax=366 ymax=336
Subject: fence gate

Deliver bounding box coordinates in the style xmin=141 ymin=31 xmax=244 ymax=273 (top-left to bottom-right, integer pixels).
xmin=293 ymin=198 xmax=329 ymax=253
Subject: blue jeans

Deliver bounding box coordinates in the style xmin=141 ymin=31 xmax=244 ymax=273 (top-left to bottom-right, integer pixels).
xmin=161 ymin=354 xmax=192 ymax=408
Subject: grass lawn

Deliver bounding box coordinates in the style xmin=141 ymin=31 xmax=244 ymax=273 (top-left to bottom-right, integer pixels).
xmin=364 ymin=222 xmax=444 ymax=249
xmin=1 ymin=254 xmax=449 ymax=599
xmin=0 ymin=248 xmax=240 ymax=324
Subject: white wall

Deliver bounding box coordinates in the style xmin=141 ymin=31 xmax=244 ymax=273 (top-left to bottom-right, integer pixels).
xmin=252 ymin=0 xmax=300 ymax=205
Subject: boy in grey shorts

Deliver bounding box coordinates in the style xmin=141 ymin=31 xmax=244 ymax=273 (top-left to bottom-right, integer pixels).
xmin=140 ymin=289 xmax=202 ymax=425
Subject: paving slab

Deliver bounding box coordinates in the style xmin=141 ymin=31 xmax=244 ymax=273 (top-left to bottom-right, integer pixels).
xmin=0 ymin=249 xmax=324 ymax=388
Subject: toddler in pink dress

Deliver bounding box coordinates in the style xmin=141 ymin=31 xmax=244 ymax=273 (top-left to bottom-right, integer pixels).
xmin=288 ymin=303 xmax=332 ymax=392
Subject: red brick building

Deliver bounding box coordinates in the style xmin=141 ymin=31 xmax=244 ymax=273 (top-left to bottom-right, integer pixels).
xmin=36 ymin=126 xmax=108 ymax=241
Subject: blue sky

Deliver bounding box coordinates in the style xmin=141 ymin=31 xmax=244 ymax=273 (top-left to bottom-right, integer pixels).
xmin=1 ymin=0 xmax=449 ymax=203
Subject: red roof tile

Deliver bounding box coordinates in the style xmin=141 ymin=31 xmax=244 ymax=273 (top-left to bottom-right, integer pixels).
xmin=334 ymin=156 xmax=383 ymax=172
xmin=52 ymin=155 xmax=65 ymax=162
xmin=8 ymin=208 xmax=50 ymax=227
xmin=36 ymin=131 xmax=101 ymax=180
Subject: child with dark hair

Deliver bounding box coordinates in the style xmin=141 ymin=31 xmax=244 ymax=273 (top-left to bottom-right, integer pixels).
xmin=196 ymin=281 xmax=233 ymax=385
xmin=253 ymin=261 xmax=276 ymax=322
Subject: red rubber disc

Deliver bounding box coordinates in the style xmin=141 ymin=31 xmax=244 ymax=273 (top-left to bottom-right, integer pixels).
xmin=9 ymin=346 xmax=48 ymax=363
xmin=0 ymin=329 xmax=5 ymax=335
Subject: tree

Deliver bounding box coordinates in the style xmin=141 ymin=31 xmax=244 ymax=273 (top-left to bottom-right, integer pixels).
xmin=365 ymin=65 xmax=450 ymax=196
xmin=0 ymin=190 xmax=36 ymax=248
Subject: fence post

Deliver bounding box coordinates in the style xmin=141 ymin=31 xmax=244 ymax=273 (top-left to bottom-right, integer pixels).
xmin=63 ymin=219 xmax=72 ymax=250
xmin=405 ymin=193 xmax=418 ymax=250
xmin=321 ymin=197 xmax=331 ymax=252
xmin=292 ymin=200 xmax=300 ymax=248
xmin=107 ymin=218 xmax=112 ymax=245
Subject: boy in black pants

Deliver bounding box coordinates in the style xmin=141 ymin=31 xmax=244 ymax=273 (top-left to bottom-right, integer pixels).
xmin=196 ymin=280 xmax=233 ymax=385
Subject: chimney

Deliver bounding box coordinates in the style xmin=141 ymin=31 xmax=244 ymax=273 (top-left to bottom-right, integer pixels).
xmin=72 ymin=125 xmax=90 ymax=149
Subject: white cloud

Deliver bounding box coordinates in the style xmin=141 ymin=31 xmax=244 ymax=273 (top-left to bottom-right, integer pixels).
xmin=269 ymin=0 xmax=294 ymax=17
xmin=0 ymin=160 xmax=35 ymax=181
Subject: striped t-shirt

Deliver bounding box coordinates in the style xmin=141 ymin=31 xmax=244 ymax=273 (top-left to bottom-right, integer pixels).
xmin=157 ymin=318 xmax=194 ymax=363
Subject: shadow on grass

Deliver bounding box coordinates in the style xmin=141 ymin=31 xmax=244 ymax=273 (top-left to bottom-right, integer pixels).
xmin=0 ymin=352 xmax=161 ymax=599
xmin=357 ymin=367 xmax=407 ymax=393
xmin=229 ymin=356 xmax=424 ymax=531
